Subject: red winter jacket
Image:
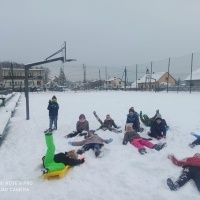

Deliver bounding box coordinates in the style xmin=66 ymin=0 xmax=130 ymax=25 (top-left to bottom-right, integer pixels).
xmin=171 ymin=155 xmax=200 ymax=167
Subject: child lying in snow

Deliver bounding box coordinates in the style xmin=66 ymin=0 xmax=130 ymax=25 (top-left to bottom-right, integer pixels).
xmin=122 ymin=124 xmax=166 ymax=155
xmin=167 ymin=153 xmax=200 ymax=192
xmin=68 ymin=130 xmax=113 ymax=157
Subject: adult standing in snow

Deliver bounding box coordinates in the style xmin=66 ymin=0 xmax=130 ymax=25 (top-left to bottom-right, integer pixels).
xmin=167 ymin=153 xmax=200 ymax=192
xmin=122 ymin=124 xmax=166 ymax=154
xmin=148 ymin=114 xmax=168 ymax=139
xmin=65 ymin=114 xmax=89 ymax=138
xmin=47 ymin=95 xmax=59 ymax=131
xmin=126 ymin=107 xmax=141 ymax=132
xmin=68 ymin=130 xmax=113 ymax=157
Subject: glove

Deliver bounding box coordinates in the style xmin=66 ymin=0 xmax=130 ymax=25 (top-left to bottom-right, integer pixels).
xmin=107 ymin=138 xmax=113 ymax=144
xmin=167 ymin=154 xmax=173 ymax=159
xmin=68 ymin=141 xmax=73 ymax=145
xmin=80 ymin=158 xmax=85 ymax=164
xmin=122 ymin=141 xmax=127 ymax=145
xmin=79 ymin=131 xmax=87 ymax=136
xmin=48 ymin=100 xmax=51 ymax=103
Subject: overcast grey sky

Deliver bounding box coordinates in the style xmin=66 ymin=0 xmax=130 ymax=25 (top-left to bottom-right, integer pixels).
xmin=1 ymin=0 xmax=200 ymax=81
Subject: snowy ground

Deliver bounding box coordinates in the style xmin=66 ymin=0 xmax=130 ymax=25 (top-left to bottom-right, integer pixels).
xmin=0 ymin=91 xmax=200 ymax=200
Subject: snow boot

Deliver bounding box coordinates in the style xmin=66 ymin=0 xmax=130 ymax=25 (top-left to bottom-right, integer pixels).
xmin=95 ymin=150 xmax=102 ymax=157
xmin=138 ymin=148 xmax=147 ymax=155
xmin=77 ymin=149 xmax=84 ymax=155
xmin=167 ymin=178 xmax=178 ymax=191
xmin=189 ymin=143 xmax=195 ymax=148
xmin=153 ymin=143 xmax=167 ymax=151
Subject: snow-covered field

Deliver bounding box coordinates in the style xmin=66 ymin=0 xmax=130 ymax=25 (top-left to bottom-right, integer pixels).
xmin=0 ymin=91 xmax=200 ymax=200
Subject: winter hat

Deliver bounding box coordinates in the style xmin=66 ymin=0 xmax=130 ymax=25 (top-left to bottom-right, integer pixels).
xmin=126 ymin=123 xmax=133 ymax=130
xmin=52 ymin=95 xmax=57 ymax=100
xmin=79 ymin=114 xmax=86 ymax=119
xmin=88 ymin=130 xmax=95 ymax=134
xmin=155 ymin=114 xmax=162 ymax=120
xmin=129 ymin=107 xmax=135 ymax=113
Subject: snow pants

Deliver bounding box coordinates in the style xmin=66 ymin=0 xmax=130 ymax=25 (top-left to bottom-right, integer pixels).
xmin=81 ymin=143 xmax=103 ymax=152
xmin=175 ymin=166 xmax=200 ymax=192
xmin=131 ymin=138 xmax=154 ymax=150
xmin=44 ymin=134 xmax=65 ymax=173
xmin=49 ymin=116 xmax=58 ymax=130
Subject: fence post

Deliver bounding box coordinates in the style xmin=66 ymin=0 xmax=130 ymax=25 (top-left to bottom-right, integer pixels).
xmin=167 ymin=57 xmax=170 ymax=93
xmin=189 ymin=53 xmax=193 ymax=94
xmin=136 ymin=64 xmax=138 ymax=92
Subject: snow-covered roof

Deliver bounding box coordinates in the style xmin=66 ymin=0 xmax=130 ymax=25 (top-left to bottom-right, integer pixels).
xmin=130 ymin=72 xmax=166 ymax=88
xmin=136 ymin=72 xmax=166 ymax=83
xmin=107 ymin=77 xmax=121 ymax=81
xmin=185 ymin=68 xmax=200 ymax=81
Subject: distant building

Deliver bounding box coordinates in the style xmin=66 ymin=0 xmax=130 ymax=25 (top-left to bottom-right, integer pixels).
xmin=2 ymin=68 xmax=44 ymax=89
xmin=131 ymin=72 xmax=176 ymax=90
xmin=185 ymin=68 xmax=200 ymax=86
xmin=107 ymin=77 xmax=124 ymax=89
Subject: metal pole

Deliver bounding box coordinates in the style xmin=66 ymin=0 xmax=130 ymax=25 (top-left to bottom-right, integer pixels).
xmin=124 ymin=66 xmax=127 ymax=91
xmin=190 ymin=53 xmax=193 ymax=94
xmin=136 ymin=64 xmax=138 ymax=92
xmin=11 ymin=63 xmax=14 ymax=91
xmin=150 ymin=61 xmax=152 ymax=91
xmin=167 ymin=57 xmax=170 ymax=93
xmin=105 ymin=66 xmax=107 ymax=91
xmin=25 ymin=66 xmax=30 ymax=120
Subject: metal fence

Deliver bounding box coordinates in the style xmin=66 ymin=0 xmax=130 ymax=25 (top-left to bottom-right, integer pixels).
xmin=63 ymin=52 xmax=200 ymax=93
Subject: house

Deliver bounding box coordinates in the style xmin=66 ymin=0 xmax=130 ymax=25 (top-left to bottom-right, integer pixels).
xmin=131 ymin=72 xmax=176 ymax=90
xmin=106 ymin=77 xmax=124 ymax=89
xmin=2 ymin=68 xmax=44 ymax=90
xmin=184 ymin=68 xmax=200 ymax=86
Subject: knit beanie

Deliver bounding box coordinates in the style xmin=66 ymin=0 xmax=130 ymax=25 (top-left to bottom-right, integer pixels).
xmin=52 ymin=95 xmax=57 ymax=100
xmin=155 ymin=114 xmax=162 ymax=120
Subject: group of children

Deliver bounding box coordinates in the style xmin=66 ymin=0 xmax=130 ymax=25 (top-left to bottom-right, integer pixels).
xmin=44 ymin=95 xmax=200 ymax=193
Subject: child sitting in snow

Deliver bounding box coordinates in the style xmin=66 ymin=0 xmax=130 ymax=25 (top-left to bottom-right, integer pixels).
xmin=148 ymin=114 xmax=168 ymax=140
xmin=189 ymin=132 xmax=200 ymax=148
xmin=99 ymin=114 xmax=121 ymax=133
xmin=68 ymin=130 xmax=113 ymax=157
xmin=65 ymin=114 xmax=89 ymax=138
xmin=140 ymin=110 xmax=159 ymax=127
xmin=122 ymin=124 xmax=166 ymax=154
xmin=167 ymin=153 xmax=200 ymax=192
xmin=126 ymin=107 xmax=141 ymax=132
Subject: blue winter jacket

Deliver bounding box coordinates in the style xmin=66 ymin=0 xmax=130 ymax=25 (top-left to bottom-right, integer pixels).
xmin=192 ymin=133 xmax=200 ymax=139
xmin=126 ymin=112 xmax=140 ymax=131
xmin=47 ymin=102 xmax=59 ymax=117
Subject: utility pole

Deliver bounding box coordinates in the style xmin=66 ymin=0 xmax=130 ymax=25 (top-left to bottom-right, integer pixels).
xmin=124 ymin=66 xmax=127 ymax=91
xmin=83 ymin=63 xmax=86 ymax=91
xmin=11 ymin=63 xmax=14 ymax=90
xmin=105 ymin=66 xmax=107 ymax=91
xmin=99 ymin=69 xmax=101 ymax=89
